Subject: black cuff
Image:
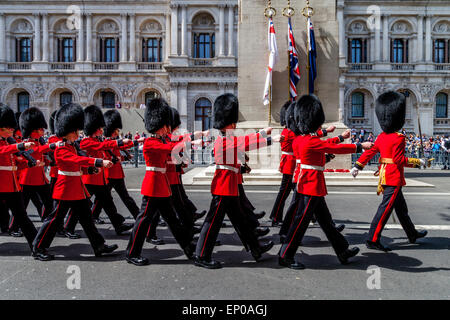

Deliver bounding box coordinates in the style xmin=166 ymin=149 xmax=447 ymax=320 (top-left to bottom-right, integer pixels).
xmin=266 ymin=137 xmax=272 ymax=146
xmin=322 ymin=129 xmax=328 ymax=137
xmin=190 ymin=133 xmax=195 ymax=142
xmin=117 ymin=139 xmax=124 ymax=147
xmin=355 ymin=143 xmax=363 ymax=154
xmin=94 ymin=159 xmax=103 ymax=168
xmin=49 ymin=143 xmax=56 ymax=150
xmin=338 ymin=135 xmax=344 ymax=143
xmin=17 ymin=143 xmax=25 ymax=152
xmin=133 ymin=140 xmax=139 ymax=146
xmin=354 ymin=163 xmax=364 ymax=170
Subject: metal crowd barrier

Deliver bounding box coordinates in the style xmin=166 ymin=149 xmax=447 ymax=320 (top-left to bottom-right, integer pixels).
xmin=352 ymin=150 xmax=450 ymax=168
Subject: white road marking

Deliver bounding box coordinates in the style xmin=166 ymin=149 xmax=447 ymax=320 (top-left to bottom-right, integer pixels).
xmin=124 ymin=189 xmax=450 ymax=196
xmin=349 ymin=224 xmax=450 ymax=231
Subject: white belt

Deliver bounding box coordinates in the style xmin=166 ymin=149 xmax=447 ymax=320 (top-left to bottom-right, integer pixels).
xmin=296 ymin=160 xmax=301 ymax=164
xmin=146 ymin=166 xmax=166 ymax=173
xmin=301 ymin=164 xmax=325 ymax=171
xmin=58 ymin=170 xmax=82 ymax=176
xmin=0 ymin=166 xmax=17 ymax=171
xmin=216 ymin=165 xmax=239 ymax=174
xmin=282 ymin=152 xmax=294 ymax=156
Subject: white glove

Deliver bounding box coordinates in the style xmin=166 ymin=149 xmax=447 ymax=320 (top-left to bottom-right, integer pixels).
xmin=351 ymin=167 xmax=359 ymax=178
xmin=419 ymin=159 xmax=426 ymax=167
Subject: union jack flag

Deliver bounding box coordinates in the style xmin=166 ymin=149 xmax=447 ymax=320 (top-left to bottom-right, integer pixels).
xmin=288 ymin=18 xmax=301 ymax=101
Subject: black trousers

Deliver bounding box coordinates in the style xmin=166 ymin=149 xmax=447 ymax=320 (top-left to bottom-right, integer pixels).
xmin=238 ymin=184 xmax=259 ymax=230
xmin=64 ymin=184 xmax=125 ymax=232
xmin=22 ymin=184 xmax=54 ymax=221
xmin=0 ymin=200 xmax=10 ymax=232
xmin=0 ymin=192 xmax=37 ymax=249
xmin=126 ymin=196 xmax=193 ymax=258
xmin=179 ymin=175 xmax=198 ymax=214
xmin=279 ymin=194 xmax=349 ymax=260
xmin=9 ymin=188 xmax=44 ymax=232
xmin=91 ymin=178 xmax=140 ymax=219
xmin=368 ymin=186 xmax=417 ymax=243
xmin=195 ymin=195 xmax=260 ymax=260
xmin=279 ymin=190 xmax=301 ymax=238
xmin=270 ymin=174 xmax=294 ymax=222
xmin=33 ymin=199 xmax=105 ymax=251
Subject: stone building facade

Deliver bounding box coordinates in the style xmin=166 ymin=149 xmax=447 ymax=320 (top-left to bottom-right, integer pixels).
xmin=0 ymin=0 xmax=238 ymax=132
xmin=340 ymin=0 xmax=450 ymax=136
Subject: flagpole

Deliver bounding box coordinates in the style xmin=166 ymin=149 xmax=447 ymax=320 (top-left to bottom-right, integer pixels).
xmin=302 ymin=0 xmax=314 ymax=95
xmin=284 ymin=2 xmax=295 ymax=101
xmin=265 ymin=1 xmax=276 ymax=125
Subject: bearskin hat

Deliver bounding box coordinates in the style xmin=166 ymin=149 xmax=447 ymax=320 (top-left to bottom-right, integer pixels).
xmin=104 ymin=109 xmax=122 ymax=137
xmin=213 ymin=94 xmax=239 ymax=130
xmin=84 ymin=105 xmax=105 ymax=136
xmin=294 ymin=94 xmax=325 ymax=134
xmin=49 ymin=110 xmax=57 ymax=135
xmin=145 ymin=98 xmax=171 ymax=133
xmin=0 ymin=103 xmax=18 ymax=129
xmin=279 ymin=101 xmax=291 ymax=127
xmin=375 ymin=91 xmax=406 ymax=133
xmin=170 ymin=107 xmax=181 ymax=130
xmin=19 ymin=107 xmax=48 ymax=138
xmin=55 ymin=103 xmax=85 ymax=137
xmin=285 ymin=102 xmax=300 ymax=135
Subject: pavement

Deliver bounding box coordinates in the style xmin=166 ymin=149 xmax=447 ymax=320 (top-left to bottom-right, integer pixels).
xmin=0 ymin=167 xmax=449 ymax=300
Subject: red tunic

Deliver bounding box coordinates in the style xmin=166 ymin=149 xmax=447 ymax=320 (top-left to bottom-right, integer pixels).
xmin=52 ymin=144 xmax=98 ymax=200
xmin=48 ymin=135 xmax=61 ymax=179
xmin=141 ymin=136 xmax=185 ymax=197
xmin=0 ymin=140 xmax=29 ymax=192
xmin=19 ymin=138 xmax=51 ymax=186
xmin=279 ymin=128 xmax=297 ymax=175
xmin=295 ymin=134 xmax=357 ymax=197
xmin=211 ymin=132 xmax=269 ymax=197
xmin=355 ymin=132 xmax=412 ymax=187
xmin=80 ymin=137 xmax=120 ymax=186
xmin=104 ymin=138 xmax=134 ymax=180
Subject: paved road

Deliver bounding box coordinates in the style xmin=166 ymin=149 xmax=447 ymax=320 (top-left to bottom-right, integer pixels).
xmin=0 ymin=168 xmax=448 ymax=300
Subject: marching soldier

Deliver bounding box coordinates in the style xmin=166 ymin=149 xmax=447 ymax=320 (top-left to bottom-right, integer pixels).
xmin=64 ymin=105 xmax=134 ymax=236
xmin=351 ymin=91 xmax=428 ymax=252
xmin=0 ymin=103 xmax=38 ymax=250
xmin=125 ymin=98 xmax=199 ymax=266
xmin=89 ymin=109 xmax=143 ymax=221
xmin=193 ymin=93 xmax=274 ymax=269
xmin=278 ymin=95 xmax=372 ymax=270
xmin=32 ymin=103 xmax=118 ymax=261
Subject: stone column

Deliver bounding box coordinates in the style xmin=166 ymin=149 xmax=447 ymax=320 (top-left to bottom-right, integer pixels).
xmin=165 ymin=13 xmax=171 ymax=60
xmin=425 ymin=15 xmax=432 ymax=62
xmin=181 ymin=5 xmax=187 ymax=56
xmin=382 ymin=14 xmax=389 ymax=62
xmin=120 ymin=14 xmax=127 ymax=62
xmin=219 ymin=4 xmax=225 ymax=56
xmin=77 ymin=13 xmax=84 ymax=62
xmin=129 ymin=13 xmax=136 ymax=62
xmin=179 ymin=83 xmax=188 ymax=118
xmin=228 ymin=5 xmax=234 ymax=57
xmin=33 ymin=13 xmax=41 ymax=61
xmin=0 ymin=13 xmax=6 ymax=62
xmin=86 ymin=13 xmax=92 ymax=62
xmin=337 ymin=3 xmax=345 ymax=63
xmin=417 ymin=15 xmax=424 ymax=62
xmin=375 ymin=15 xmax=381 ymax=62
xmin=170 ymin=4 xmax=178 ymax=56
xmin=170 ymin=82 xmax=179 ymax=110
xmin=42 ymin=13 xmax=48 ymax=61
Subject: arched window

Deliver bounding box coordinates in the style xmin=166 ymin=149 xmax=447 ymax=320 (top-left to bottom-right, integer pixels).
xmin=142 ymin=38 xmax=162 ymax=62
xmin=17 ymin=92 xmax=30 ymax=112
xmin=436 ymin=93 xmax=448 ymax=119
xmin=351 ymin=92 xmax=364 ymax=118
xmin=192 ymin=13 xmax=216 ymax=59
xmin=145 ymin=91 xmax=160 ymax=106
xmin=60 ymin=92 xmax=73 ymax=107
xmin=102 ymin=91 xmax=115 ymax=109
xmin=195 ymin=98 xmax=212 ymax=130
xmin=391 ymin=39 xmax=408 ymax=63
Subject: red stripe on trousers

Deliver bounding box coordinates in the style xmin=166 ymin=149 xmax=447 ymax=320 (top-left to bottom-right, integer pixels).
xmin=37 ymin=201 xmax=61 ymax=249
xmin=200 ymin=197 xmax=222 ymax=258
xmin=281 ymin=197 xmax=312 ymax=258
xmin=273 ymin=181 xmax=289 ymax=221
xmin=129 ymin=200 xmax=150 ymax=255
xmin=372 ymin=187 xmax=400 ymax=242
